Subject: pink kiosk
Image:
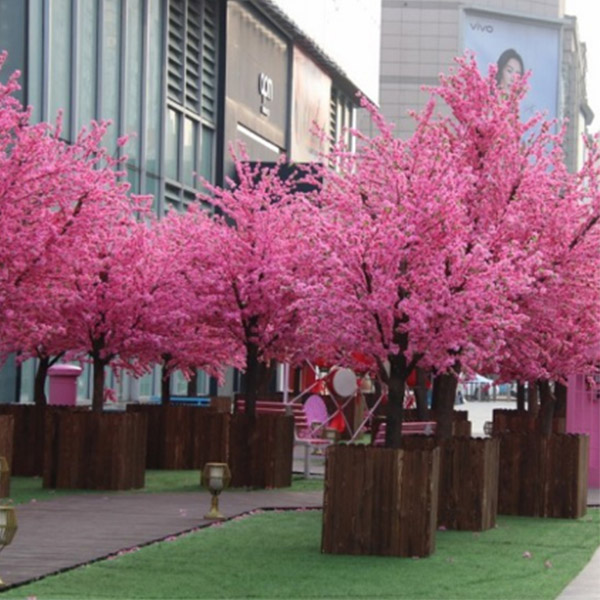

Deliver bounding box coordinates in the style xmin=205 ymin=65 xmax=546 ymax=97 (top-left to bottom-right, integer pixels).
xmin=567 ymin=374 xmax=600 ymax=488
xmin=47 ymin=364 xmax=82 ymax=406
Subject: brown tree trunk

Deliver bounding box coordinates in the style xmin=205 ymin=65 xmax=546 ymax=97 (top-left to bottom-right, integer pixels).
xmin=256 ymin=360 xmax=275 ymax=398
xmin=33 ymin=356 xmax=50 ymax=407
xmin=186 ymin=368 xmax=198 ymax=397
xmin=538 ymin=379 xmax=556 ymax=437
xmin=432 ymin=370 xmax=459 ymax=440
xmin=555 ymin=381 xmax=567 ymax=418
xmin=92 ymin=355 xmax=107 ymax=412
xmin=414 ymin=367 xmax=429 ymax=421
xmin=161 ymin=354 xmax=172 ymax=405
xmin=527 ymin=382 xmax=539 ymax=416
xmin=382 ymin=354 xmax=408 ymax=449
xmin=243 ymin=342 xmax=260 ymax=418
xmin=516 ymin=382 xmax=526 ymax=411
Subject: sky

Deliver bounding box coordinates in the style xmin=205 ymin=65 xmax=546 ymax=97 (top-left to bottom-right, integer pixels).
xmin=565 ymin=1 xmax=599 ymax=131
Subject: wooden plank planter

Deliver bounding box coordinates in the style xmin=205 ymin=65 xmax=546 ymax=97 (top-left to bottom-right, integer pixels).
xmin=229 ymin=413 xmax=294 ymax=488
xmin=43 ymin=411 xmax=147 ymax=490
xmin=0 ymin=405 xmax=88 ymax=476
xmin=397 ymin=436 xmax=499 ymax=531
xmin=321 ymin=444 xmax=440 ymax=557
xmin=497 ymin=433 xmax=589 ymax=518
xmin=492 ymin=409 xmax=565 ymax=435
xmin=127 ymin=405 xmax=229 ymax=470
xmin=437 ymin=438 xmax=499 ymax=530
xmin=0 ymin=415 xmax=14 ymax=498
xmin=0 ymin=405 xmax=45 ymax=476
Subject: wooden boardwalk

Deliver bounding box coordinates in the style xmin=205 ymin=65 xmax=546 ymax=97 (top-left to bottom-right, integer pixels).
xmin=0 ymin=488 xmax=323 ymax=589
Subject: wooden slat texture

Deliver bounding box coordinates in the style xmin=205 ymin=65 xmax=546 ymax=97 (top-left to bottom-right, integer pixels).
xmin=127 ymin=405 xmax=229 ymax=470
xmin=436 ymin=437 xmax=499 ymax=531
xmin=492 ymin=409 xmax=566 ymax=435
xmin=321 ymin=444 xmax=440 ymax=557
xmin=0 ymin=415 xmax=14 ymax=497
xmin=43 ymin=412 xmax=147 ymax=490
xmin=229 ymin=413 xmax=294 ymax=488
xmin=497 ymin=433 xmax=589 ymax=518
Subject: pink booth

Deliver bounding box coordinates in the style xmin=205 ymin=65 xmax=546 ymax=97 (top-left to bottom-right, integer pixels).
xmin=567 ymin=374 xmax=600 ymax=488
xmin=48 ymin=364 xmax=82 ymax=406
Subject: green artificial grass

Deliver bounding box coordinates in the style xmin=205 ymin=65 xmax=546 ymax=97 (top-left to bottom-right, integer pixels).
xmin=6 ymin=471 xmax=323 ymax=506
xmin=4 ymin=509 xmax=598 ymax=600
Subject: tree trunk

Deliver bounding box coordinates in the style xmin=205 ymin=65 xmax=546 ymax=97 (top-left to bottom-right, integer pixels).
xmin=92 ymin=355 xmax=107 ymax=413
xmin=186 ymin=368 xmax=198 ymax=397
xmin=516 ymin=382 xmax=526 ymax=411
xmin=527 ymin=382 xmax=539 ymax=416
xmin=432 ymin=370 xmax=459 ymax=440
xmin=161 ymin=354 xmax=172 ymax=405
xmin=555 ymin=381 xmax=567 ymax=418
xmin=414 ymin=367 xmax=429 ymax=421
xmin=383 ymin=354 xmax=407 ymax=449
xmin=538 ymin=379 xmax=556 ymax=437
xmin=33 ymin=356 xmax=50 ymax=407
xmin=256 ymin=360 xmax=275 ymax=398
xmin=244 ymin=342 xmax=260 ymax=418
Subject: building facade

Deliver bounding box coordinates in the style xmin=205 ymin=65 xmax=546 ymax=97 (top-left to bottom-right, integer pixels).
xmin=362 ymin=0 xmax=593 ymax=171
xmin=0 ymin=0 xmax=374 ymax=403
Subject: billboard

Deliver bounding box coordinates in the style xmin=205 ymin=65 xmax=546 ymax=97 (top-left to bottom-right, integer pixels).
xmin=462 ymin=9 xmax=561 ymax=122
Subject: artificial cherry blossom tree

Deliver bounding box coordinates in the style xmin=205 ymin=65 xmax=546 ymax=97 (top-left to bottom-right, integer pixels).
xmin=0 ymin=53 xmax=145 ymax=405
xmin=314 ymin=56 xmax=600 ymax=444
xmin=195 ymin=152 xmax=321 ymax=416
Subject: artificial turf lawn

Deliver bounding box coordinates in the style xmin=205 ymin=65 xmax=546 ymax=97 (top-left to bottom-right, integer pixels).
xmin=3 ymin=509 xmax=598 ymax=600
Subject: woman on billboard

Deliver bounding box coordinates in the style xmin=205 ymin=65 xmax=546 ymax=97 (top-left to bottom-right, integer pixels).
xmin=495 ymin=48 xmax=524 ymax=90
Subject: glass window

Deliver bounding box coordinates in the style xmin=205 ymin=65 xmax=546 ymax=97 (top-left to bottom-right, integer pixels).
xmin=146 ymin=0 xmax=163 ymax=175
xmin=138 ymin=372 xmax=154 ymax=398
xmin=165 ymin=108 xmax=180 ymax=180
xmin=0 ymin=0 xmax=26 ymax=104
xmin=199 ymin=124 xmax=214 ymax=183
xmin=145 ymin=173 xmax=160 ymax=214
xmin=48 ymin=0 xmax=72 ymax=139
xmin=182 ymin=117 xmax=197 ymax=187
xmin=18 ymin=359 xmax=36 ymax=403
xmin=100 ymin=0 xmax=122 ymax=152
xmin=76 ymin=0 xmax=98 ymax=132
xmin=27 ymin=0 xmax=44 ymax=122
xmin=125 ymin=0 xmax=142 ymax=165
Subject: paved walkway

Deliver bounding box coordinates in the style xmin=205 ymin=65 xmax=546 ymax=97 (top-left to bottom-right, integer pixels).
xmin=0 ymin=488 xmax=323 ymax=589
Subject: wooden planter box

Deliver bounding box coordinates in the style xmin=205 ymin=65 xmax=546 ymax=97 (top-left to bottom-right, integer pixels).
xmin=127 ymin=405 xmax=229 ymax=470
xmin=397 ymin=436 xmax=499 ymax=531
xmin=0 ymin=405 xmax=88 ymax=476
xmin=437 ymin=437 xmax=499 ymax=530
xmin=0 ymin=405 xmax=46 ymax=476
xmin=321 ymin=444 xmax=440 ymax=557
xmin=497 ymin=433 xmax=589 ymax=518
xmin=492 ymin=409 xmax=565 ymax=435
xmin=43 ymin=411 xmax=147 ymax=490
xmin=229 ymin=413 xmax=294 ymax=488
xmin=0 ymin=415 xmax=14 ymax=498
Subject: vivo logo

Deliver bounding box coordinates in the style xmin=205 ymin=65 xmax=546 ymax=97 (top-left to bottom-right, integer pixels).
xmin=258 ymin=72 xmax=273 ymax=116
xmin=469 ymin=22 xmax=494 ymax=33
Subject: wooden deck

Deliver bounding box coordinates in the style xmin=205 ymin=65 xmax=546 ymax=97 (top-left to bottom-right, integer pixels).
xmin=0 ymin=488 xmax=323 ymax=590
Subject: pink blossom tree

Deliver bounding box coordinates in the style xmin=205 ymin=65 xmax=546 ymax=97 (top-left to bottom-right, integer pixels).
xmin=0 ymin=53 xmax=145 ymax=405
xmin=195 ymin=152 xmax=321 ymax=416
xmin=313 ymin=56 xmax=600 ymax=444
xmin=128 ymin=211 xmax=245 ymax=403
